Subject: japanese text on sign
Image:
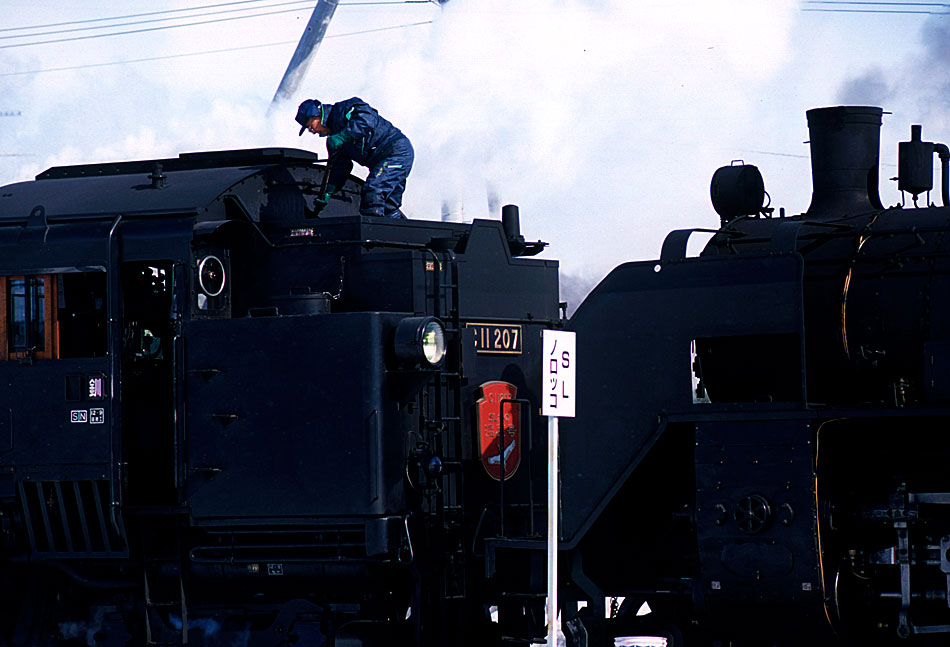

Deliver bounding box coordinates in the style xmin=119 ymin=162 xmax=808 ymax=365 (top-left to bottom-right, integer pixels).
xmin=88 ymin=376 xmax=104 ymax=400
xmin=541 ymin=330 xmax=576 ymax=418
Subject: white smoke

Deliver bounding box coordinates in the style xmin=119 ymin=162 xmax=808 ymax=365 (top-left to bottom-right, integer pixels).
xmin=16 ymin=0 xmax=936 ymax=280
xmin=837 ymin=16 xmax=950 ymax=133
xmin=304 ymin=0 xmax=799 ymax=275
xmin=829 ymin=15 xmax=950 ymax=209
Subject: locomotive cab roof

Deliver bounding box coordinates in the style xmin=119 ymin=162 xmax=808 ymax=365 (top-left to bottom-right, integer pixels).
xmin=0 ymin=147 xmax=549 ymax=259
xmin=0 ymin=147 xmax=355 ymax=223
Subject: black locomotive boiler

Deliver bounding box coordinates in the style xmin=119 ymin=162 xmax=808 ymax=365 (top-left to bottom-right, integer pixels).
xmin=0 ymin=149 xmax=560 ymax=646
xmin=560 ymin=106 xmax=950 ymax=646
xmin=5 ymin=106 xmax=950 ymax=647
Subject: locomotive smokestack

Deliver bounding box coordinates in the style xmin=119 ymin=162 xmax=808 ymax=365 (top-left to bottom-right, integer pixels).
xmin=502 ymin=204 xmax=522 ymax=241
xmin=805 ymin=106 xmax=884 ymax=217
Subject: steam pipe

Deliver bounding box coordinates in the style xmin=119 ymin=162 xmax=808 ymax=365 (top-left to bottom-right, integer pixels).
xmin=935 ymin=143 xmax=950 ymax=208
xmin=268 ymin=0 xmax=339 ymax=111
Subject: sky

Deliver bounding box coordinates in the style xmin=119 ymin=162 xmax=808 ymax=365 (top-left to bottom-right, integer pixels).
xmin=1 ymin=0 xmax=948 ymax=309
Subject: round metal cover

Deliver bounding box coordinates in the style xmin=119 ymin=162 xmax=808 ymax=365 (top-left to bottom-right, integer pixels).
xmin=734 ymin=493 xmax=771 ymax=534
xmin=198 ymin=255 xmax=226 ymax=297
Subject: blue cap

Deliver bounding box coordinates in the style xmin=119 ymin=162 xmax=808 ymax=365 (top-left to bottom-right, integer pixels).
xmin=296 ymin=99 xmax=323 ymax=136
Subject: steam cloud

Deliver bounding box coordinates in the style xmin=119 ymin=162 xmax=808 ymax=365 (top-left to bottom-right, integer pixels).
xmin=12 ymin=0 xmax=940 ymax=281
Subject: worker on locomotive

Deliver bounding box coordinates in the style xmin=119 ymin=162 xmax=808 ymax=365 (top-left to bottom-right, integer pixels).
xmin=296 ymin=96 xmax=413 ymax=219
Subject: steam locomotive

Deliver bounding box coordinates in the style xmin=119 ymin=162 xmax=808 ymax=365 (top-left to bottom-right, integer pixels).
xmin=0 ymin=148 xmax=558 ymax=645
xmin=0 ymin=105 xmax=948 ymax=647
xmin=561 ymin=106 xmax=950 ymax=646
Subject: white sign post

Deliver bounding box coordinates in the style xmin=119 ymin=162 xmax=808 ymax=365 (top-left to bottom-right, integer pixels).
xmin=541 ymin=330 xmax=576 ymax=647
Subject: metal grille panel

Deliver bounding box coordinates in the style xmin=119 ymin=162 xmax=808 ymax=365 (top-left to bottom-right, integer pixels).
xmin=17 ymin=480 xmax=128 ymax=557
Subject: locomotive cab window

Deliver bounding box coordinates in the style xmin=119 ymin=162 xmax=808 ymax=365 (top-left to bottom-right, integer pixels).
xmin=59 ymin=272 xmax=108 ymax=358
xmin=692 ymin=333 xmax=803 ymax=404
xmin=122 ymin=262 xmax=173 ymax=361
xmin=0 ymin=272 xmax=108 ymax=361
xmin=7 ymin=276 xmax=51 ymax=357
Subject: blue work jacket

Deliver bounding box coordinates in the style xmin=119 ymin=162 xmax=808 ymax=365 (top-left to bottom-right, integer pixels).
xmin=323 ymin=97 xmax=408 ymax=170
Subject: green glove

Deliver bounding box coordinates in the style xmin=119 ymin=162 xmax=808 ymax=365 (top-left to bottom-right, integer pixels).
xmin=313 ymin=184 xmax=336 ymax=214
xmin=327 ymin=131 xmax=351 ymax=152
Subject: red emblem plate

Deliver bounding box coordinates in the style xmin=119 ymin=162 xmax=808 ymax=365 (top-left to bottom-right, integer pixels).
xmin=475 ymin=381 xmax=521 ymax=481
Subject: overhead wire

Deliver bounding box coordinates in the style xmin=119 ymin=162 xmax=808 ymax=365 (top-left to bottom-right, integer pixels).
xmin=0 ymin=0 xmax=433 ymax=34
xmin=0 ymin=0 xmax=290 ymax=33
xmin=804 ymin=8 xmax=947 ymax=12
xmin=738 ymin=149 xmax=810 ymax=160
xmin=0 ymin=5 xmax=327 ymax=50
xmin=0 ymin=0 xmax=435 ymax=49
xmin=804 ymin=0 xmax=949 ymax=5
xmin=0 ymin=21 xmax=434 ymax=77
xmin=803 ymin=0 xmax=949 ymax=13
xmin=0 ymin=0 xmax=316 ymax=42
xmin=340 ymin=1 xmax=439 ymax=4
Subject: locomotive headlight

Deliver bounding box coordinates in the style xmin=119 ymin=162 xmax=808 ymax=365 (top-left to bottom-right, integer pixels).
xmin=421 ymin=320 xmax=446 ymax=365
xmin=198 ymin=255 xmax=226 ymax=297
xmin=394 ymin=316 xmax=446 ymax=368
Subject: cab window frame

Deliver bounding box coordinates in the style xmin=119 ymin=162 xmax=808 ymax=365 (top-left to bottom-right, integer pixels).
xmin=1 ymin=274 xmax=59 ymax=360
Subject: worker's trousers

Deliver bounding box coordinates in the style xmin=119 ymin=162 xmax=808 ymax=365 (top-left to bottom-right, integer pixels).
xmin=361 ymin=137 xmax=414 ymax=219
